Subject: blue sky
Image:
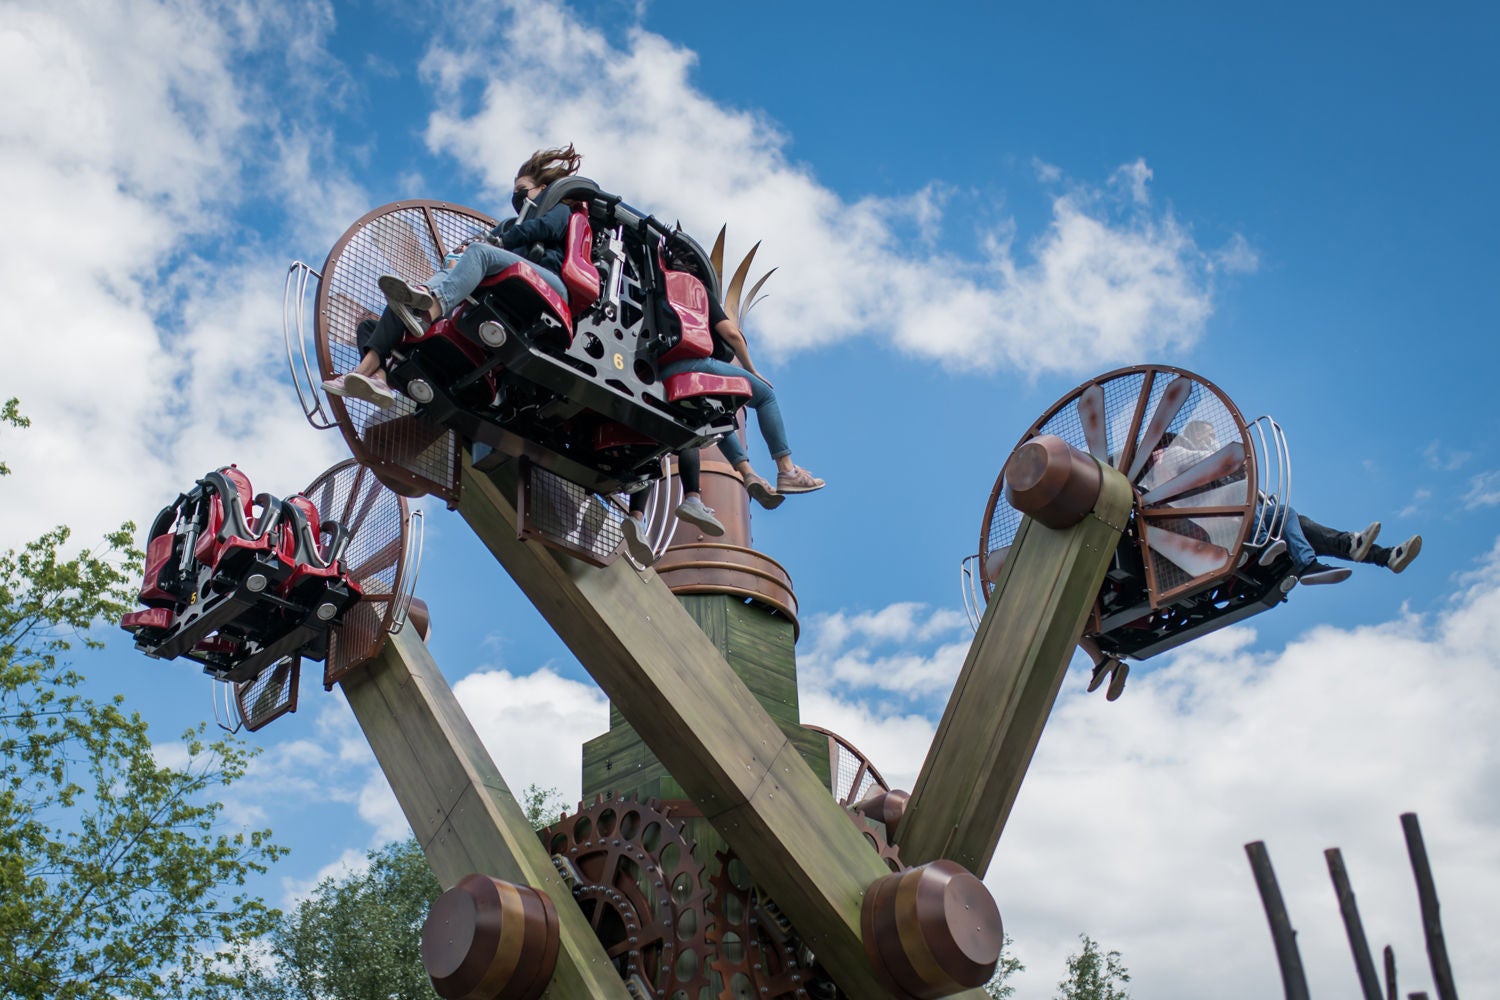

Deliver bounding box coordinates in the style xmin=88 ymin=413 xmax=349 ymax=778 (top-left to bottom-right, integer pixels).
xmin=4 ymin=0 xmax=1498 ymax=996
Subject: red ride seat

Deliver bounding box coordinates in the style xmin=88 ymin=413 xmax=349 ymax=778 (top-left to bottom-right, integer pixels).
xmin=664 ymin=371 xmax=752 ymax=402
xmin=657 ymin=264 xmax=714 ymax=365
xmin=559 ymin=205 xmax=599 ymax=312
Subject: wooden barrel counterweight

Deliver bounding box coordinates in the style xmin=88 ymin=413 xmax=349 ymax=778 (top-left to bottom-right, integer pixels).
xmin=862 ymin=860 xmax=1003 ymax=999
xmin=421 ymin=873 xmax=560 ymax=1000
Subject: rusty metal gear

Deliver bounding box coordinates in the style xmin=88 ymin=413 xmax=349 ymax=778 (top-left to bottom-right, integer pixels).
xmin=706 ymin=808 xmax=906 ymax=1000
xmin=539 ymin=794 xmax=714 ymax=999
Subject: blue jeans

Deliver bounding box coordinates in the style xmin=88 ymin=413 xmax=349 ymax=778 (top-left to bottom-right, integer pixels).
xmin=660 ymin=358 xmax=789 ymax=466
xmin=426 ymin=243 xmax=567 ymax=314
xmin=1261 ymin=500 xmax=1315 ymax=570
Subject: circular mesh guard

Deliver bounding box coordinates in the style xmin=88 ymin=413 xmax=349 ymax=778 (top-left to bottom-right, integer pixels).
xmin=805 ymin=725 xmax=890 ymax=807
xmin=301 ymin=460 xmax=411 ymax=687
xmin=979 ymin=365 xmax=1256 ymax=609
xmin=314 ymin=201 xmax=497 ymax=501
xmin=235 ymin=658 xmax=299 ymax=732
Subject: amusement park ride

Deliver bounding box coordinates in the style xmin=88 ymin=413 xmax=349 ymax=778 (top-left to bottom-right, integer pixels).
xmin=121 ymin=178 xmax=1305 ymax=1000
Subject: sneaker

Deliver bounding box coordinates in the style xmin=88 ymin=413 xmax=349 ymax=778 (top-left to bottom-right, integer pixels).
xmin=675 ymin=497 xmax=725 ymax=536
xmin=1350 ymin=521 xmax=1381 ymax=562
xmin=1257 ymin=538 xmax=1288 ymax=567
xmin=743 ymin=471 xmax=785 ymax=510
xmin=776 ymin=465 xmax=826 ymax=495
xmin=622 ymin=516 xmax=655 ymax=567
xmin=1087 ymin=660 xmax=1113 ymax=693
xmin=378 ymin=274 xmax=437 ymax=314
xmin=1298 ymin=560 xmax=1352 ymax=586
xmin=323 ymin=372 xmax=395 ymax=408
xmin=1105 ymin=661 xmax=1130 ymax=701
xmin=1387 ymin=534 xmax=1422 ymax=573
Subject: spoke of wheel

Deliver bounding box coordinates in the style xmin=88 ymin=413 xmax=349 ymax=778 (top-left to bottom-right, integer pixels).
xmin=348 ymin=535 xmax=402 ymax=580
xmin=1127 ymin=375 xmax=1193 ymax=483
xmin=345 ymin=473 xmax=385 ymax=535
xmin=1140 ymin=442 xmax=1247 ymax=505
xmin=1143 ymin=528 xmax=1230 ymax=577
xmin=1079 ymin=383 xmax=1109 ymax=461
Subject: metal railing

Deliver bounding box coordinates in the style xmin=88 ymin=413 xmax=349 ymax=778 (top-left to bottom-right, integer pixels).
xmin=283 ymin=261 xmax=338 ymax=430
xmin=1247 ymin=415 xmax=1293 ymax=547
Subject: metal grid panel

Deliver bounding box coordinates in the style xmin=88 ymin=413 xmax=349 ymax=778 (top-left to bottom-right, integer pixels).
xmin=315 ymin=203 xmax=494 ymax=500
xmin=301 ymin=461 xmax=410 ymax=687
xmin=806 ymin=726 xmax=890 ymax=807
xmin=516 ymin=463 xmax=628 ymax=568
xmin=977 ymin=365 xmax=1256 ymax=610
xmin=235 ymin=658 xmax=300 ymax=732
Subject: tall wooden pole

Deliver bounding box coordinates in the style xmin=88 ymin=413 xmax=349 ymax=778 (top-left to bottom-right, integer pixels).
xmin=1246 ymin=840 xmax=1311 ymax=1000
xmin=1401 ymin=812 xmax=1459 ymax=1000
xmin=899 ymin=441 xmax=1132 ymax=872
xmin=1326 ymin=847 xmax=1384 ymax=1000
xmin=340 ymin=626 xmax=632 ymax=1000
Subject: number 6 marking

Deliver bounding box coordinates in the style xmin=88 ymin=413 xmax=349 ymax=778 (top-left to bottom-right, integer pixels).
xmin=613 ymin=353 xmax=625 ymax=370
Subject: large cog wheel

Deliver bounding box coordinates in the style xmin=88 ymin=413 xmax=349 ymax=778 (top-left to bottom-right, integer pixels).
xmin=705 ymin=809 xmax=905 ymax=1000
xmin=540 ymin=795 xmax=714 ymax=999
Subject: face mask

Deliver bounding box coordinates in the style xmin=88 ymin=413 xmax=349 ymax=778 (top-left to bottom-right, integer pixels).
xmin=511 ymin=190 xmax=527 ymax=213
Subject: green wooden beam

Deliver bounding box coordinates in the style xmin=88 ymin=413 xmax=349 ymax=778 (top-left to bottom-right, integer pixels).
xmin=457 ymin=457 xmax=988 ymax=1000
xmin=898 ymin=463 xmax=1133 ymax=874
xmin=341 ymin=626 xmax=633 ymax=1000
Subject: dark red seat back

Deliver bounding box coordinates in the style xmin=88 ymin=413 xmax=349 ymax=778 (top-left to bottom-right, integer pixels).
xmin=657 ymin=269 xmax=714 ymax=366
xmin=559 ymin=205 xmax=599 ymax=312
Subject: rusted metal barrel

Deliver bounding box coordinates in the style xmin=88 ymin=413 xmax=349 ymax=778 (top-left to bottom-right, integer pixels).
xmin=861 ymin=859 xmax=1003 ymax=999
xmin=855 ymin=789 xmax=911 ymax=840
xmin=1002 ymin=434 xmax=1103 ymax=530
xmin=654 ymin=444 xmax=799 ymax=635
xmin=421 ymin=873 xmax=559 ymax=1000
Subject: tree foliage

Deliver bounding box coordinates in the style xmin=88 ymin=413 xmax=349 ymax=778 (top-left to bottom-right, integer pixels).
xmin=983 ymin=933 xmax=1025 ymax=998
xmin=0 ymin=400 xmax=285 ymax=998
xmin=1055 ymin=934 xmax=1131 ymax=1000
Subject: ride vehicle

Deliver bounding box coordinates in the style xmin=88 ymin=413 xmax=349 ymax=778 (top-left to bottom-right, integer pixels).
xmin=965 ymin=365 xmax=1299 ymax=689
xmin=296 ymin=178 xmax=754 ymax=499
xmin=119 ymin=466 xmax=363 ymax=683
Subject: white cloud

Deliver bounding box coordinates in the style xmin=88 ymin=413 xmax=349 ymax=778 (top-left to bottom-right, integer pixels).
xmin=419 ymin=0 xmax=1247 ymax=374
xmin=0 ymin=0 xmax=356 ymax=554
xmin=453 ymin=665 xmax=610 ymax=805
xmin=799 ymin=544 xmax=1500 ymax=998
xmin=799 ymin=602 xmax=973 ymax=699
xmin=1424 ymin=439 xmax=1472 ymax=472
xmin=1462 ymin=470 xmax=1500 ymax=509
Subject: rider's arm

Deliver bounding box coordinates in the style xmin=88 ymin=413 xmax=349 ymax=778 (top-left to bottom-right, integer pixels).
xmin=713 ymin=315 xmax=763 ymax=379
xmin=497 ymin=204 xmax=570 ymax=251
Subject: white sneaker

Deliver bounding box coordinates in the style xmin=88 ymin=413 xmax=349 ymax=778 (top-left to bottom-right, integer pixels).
xmin=1387 ymin=535 xmax=1422 ymax=573
xmin=675 ymin=497 xmax=725 ymax=536
xmin=323 ymin=373 xmax=396 ymax=408
xmin=1299 ymin=561 xmax=1352 ymax=586
xmin=1350 ymin=521 xmax=1381 ymax=562
xmin=622 ymin=516 xmax=655 ymax=567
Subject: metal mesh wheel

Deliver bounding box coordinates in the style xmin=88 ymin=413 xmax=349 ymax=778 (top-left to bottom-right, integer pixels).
xmin=979 ymin=365 xmax=1257 ymax=610
xmin=314 ymin=201 xmax=497 ymax=501
xmin=297 ymin=460 xmax=416 ymax=687
xmin=803 ymin=725 xmax=890 ymax=808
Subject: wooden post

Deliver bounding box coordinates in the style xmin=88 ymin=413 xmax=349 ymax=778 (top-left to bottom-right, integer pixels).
xmin=1325 ymin=847 xmax=1384 ymax=1000
xmin=457 ymin=457 xmax=989 ymax=1000
xmin=1401 ymin=812 xmax=1460 ymax=1000
xmin=340 ymin=627 xmax=632 ymax=1000
xmin=1245 ymin=841 xmax=1311 ymax=1000
xmin=1385 ymin=945 xmax=1398 ymax=1000
xmin=897 ymin=453 xmax=1132 ymax=872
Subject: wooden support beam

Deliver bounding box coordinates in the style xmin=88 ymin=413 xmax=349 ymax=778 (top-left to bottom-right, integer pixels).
xmin=1326 ymin=847 xmax=1384 ymax=1000
xmin=897 ymin=462 xmax=1132 ymax=873
xmin=456 ymin=457 xmax=988 ymax=1000
xmin=340 ymin=627 xmax=633 ymax=1000
xmin=1245 ymin=840 xmax=1312 ymax=1000
xmin=1401 ymin=812 xmax=1461 ymax=1000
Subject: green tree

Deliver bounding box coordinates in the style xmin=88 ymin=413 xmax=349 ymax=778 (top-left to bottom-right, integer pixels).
xmin=983 ymin=934 xmax=1025 ymax=998
xmin=0 ymin=399 xmax=286 ymax=999
xmin=1055 ymin=934 xmax=1131 ymax=1000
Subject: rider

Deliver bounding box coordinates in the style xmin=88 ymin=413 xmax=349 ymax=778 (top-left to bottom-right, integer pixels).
xmin=323 ymin=144 xmax=583 ymax=407
xmin=621 ymin=450 xmax=724 ymax=567
xmin=661 ymin=242 xmax=825 ymax=508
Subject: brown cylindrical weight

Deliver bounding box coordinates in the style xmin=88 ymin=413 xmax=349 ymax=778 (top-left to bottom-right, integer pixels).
xmin=862 ymin=860 xmax=1003 ymax=999
xmin=1002 ymin=434 xmax=1103 ymax=530
xmin=421 ymin=873 xmax=559 ymax=1000
xmin=406 ymin=597 xmax=432 ymax=640
xmin=854 ymin=789 xmax=910 ymax=840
